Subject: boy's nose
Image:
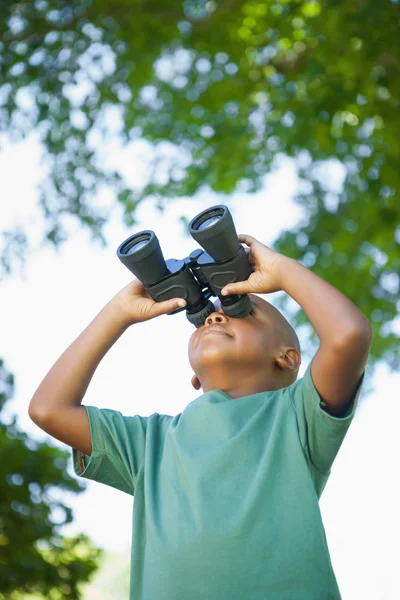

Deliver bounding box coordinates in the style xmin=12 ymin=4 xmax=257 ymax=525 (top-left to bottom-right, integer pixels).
xmin=205 ymin=312 xmax=228 ymax=326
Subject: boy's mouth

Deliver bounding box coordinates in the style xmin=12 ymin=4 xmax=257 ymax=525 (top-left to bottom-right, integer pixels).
xmin=202 ymin=325 xmax=231 ymax=337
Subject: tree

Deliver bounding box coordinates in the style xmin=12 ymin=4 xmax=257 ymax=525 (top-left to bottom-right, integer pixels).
xmin=0 ymin=358 xmax=103 ymax=599
xmin=1 ymin=0 xmax=399 ymax=369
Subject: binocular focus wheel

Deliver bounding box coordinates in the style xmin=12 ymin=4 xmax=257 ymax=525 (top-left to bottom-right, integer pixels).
xmin=186 ymin=300 xmax=215 ymax=328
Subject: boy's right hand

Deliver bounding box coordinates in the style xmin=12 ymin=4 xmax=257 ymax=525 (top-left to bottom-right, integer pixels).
xmin=113 ymin=278 xmax=187 ymax=326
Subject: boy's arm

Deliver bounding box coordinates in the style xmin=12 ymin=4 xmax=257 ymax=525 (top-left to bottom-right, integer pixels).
xmin=279 ymin=258 xmax=372 ymax=417
xmin=221 ymin=235 xmax=372 ymax=418
xmin=28 ymin=280 xmax=187 ymax=455
xmin=28 ymin=300 xmax=130 ymax=455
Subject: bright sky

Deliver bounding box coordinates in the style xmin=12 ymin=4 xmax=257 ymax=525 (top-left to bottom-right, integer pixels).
xmin=1 ymin=134 xmax=399 ymax=599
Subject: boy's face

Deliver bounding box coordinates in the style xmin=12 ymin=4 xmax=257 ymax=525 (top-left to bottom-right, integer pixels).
xmin=188 ymin=294 xmax=296 ymax=393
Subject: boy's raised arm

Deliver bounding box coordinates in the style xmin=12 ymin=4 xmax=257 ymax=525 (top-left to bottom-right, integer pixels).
xmin=28 ymin=279 xmax=186 ymax=454
xmin=276 ymin=257 xmax=372 ymax=416
xmin=221 ymin=234 xmax=372 ymax=417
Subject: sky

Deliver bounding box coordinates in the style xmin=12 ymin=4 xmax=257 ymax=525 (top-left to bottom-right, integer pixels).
xmin=1 ymin=133 xmax=400 ymax=600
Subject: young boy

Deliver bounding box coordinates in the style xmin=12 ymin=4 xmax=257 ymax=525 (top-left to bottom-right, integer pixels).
xmin=29 ymin=233 xmax=372 ymax=600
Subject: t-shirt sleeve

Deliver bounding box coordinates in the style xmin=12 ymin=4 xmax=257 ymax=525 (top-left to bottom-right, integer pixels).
xmin=289 ymin=360 xmax=365 ymax=496
xmin=71 ymin=405 xmax=148 ymax=496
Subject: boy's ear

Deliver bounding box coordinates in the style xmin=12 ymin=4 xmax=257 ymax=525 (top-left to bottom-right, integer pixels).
xmin=191 ymin=375 xmax=202 ymax=390
xmin=274 ymin=348 xmax=301 ymax=372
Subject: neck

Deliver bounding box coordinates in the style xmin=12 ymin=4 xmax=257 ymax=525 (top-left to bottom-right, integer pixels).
xmin=198 ymin=367 xmax=283 ymax=399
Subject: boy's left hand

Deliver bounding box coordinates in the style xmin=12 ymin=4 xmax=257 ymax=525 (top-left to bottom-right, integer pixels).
xmin=221 ymin=234 xmax=288 ymax=296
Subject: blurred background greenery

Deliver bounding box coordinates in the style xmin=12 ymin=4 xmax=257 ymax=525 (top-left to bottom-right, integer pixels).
xmin=1 ymin=0 xmax=399 ymax=598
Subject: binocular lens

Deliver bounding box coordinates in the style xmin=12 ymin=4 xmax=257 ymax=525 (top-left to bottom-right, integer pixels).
xmin=197 ymin=215 xmax=221 ymax=231
xmin=119 ymin=232 xmax=152 ymax=257
xmin=190 ymin=207 xmax=224 ymax=232
xmin=125 ymin=239 xmax=149 ymax=255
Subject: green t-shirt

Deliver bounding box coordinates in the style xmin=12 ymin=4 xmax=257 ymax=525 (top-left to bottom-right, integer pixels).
xmin=72 ymin=361 xmax=363 ymax=600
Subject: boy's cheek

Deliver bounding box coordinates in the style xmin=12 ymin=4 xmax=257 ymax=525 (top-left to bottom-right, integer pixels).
xmin=188 ymin=334 xmax=195 ymax=353
xmin=188 ymin=329 xmax=202 ymax=350
xmin=187 ymin=338 xmax=197 ymax=365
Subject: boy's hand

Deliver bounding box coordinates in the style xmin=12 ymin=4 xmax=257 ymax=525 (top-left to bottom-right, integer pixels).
xmin=113 ymin=278 xmax=186 ymax=326
xmin=220 ymin=234 xmax=287 ymax=296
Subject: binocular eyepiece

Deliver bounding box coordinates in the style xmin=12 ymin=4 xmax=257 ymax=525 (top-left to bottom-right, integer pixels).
xmin=116 ymin=205 xmax=253 ymax=328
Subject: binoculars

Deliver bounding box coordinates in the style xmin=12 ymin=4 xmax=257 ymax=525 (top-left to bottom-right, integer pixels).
xmin=116 ymin=205 xmax=253 ymax=328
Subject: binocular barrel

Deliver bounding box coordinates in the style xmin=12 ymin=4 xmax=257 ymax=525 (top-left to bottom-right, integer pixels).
xmin=116 ymin=205 xmax=252 ymax=327
xmin=188 ymin=206 xmax=241 ymax=262
xmin=117 ymin=230 xmax=169 ymax=285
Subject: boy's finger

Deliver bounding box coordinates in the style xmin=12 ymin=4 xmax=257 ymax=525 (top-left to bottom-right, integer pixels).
xmin=221 ymin=282 xmax=251 ymax=296
xmin=238 ymin=234 xmax=257 ymax=245
xmin=153 ymin=297 xmax=187 ymax=316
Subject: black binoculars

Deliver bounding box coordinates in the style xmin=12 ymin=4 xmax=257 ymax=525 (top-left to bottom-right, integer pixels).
xmin=116 ymin=205 xmax=253 ymax=328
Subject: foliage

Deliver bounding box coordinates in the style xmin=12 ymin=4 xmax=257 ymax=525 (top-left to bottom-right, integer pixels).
xmin=0 ymin=359 xmax=103 ymax=599
xmin=0 ymin=0 xmax=399 ymax=368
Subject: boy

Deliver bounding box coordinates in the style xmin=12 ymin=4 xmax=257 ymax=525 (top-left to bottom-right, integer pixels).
xmin=29 ymin=233 xmax=372 ymax=599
